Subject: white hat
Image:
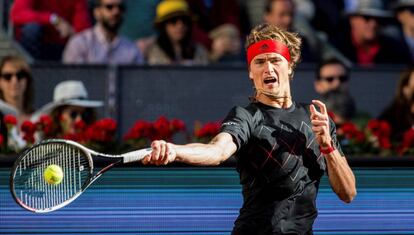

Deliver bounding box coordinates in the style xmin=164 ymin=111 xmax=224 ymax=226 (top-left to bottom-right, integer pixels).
xmin=345 ymin=0 xmax=392 ymax=18
xmin=34 ymin=80 xmax=103 ymax=118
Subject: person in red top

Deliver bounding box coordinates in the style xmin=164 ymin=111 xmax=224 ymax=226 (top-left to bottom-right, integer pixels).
xmin=10 ymin=0 xmax=91 ymax=61
xmin=333 ymin=0 xmax=411 ymax=66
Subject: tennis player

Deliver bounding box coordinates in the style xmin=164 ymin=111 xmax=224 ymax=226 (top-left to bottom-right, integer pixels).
xmin=142 ymin=23 xmax=356 ymax=235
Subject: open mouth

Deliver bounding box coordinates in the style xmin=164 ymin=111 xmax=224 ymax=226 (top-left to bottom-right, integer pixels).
xmin=264 ymin=77 xmax=277 ymax=84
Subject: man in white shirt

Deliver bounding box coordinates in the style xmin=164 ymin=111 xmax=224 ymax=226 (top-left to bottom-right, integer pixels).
xmin=63 ymin=0 xmax=144 ymax=65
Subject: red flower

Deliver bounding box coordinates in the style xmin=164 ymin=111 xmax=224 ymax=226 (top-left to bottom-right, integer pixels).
xmin=124 ymin=120 xmax=153 ymax=140
xmin=195 ymin=121 xmax=221 ymax=138
xmin=366 ymin=120 xmax=392 ymax=150
xmin=171 ymin=119 xmax=186 ymax=132
xmin=85 ymin=118 xmax=117 ymax=143
xmin=0 ymin=134 xmax=4 ymax=146
xmin=398 ymin=128 xmax=414 ymax=154
xmin=153 ymin=116 xmax=172 ymax=140
xmin=367 ymin=120 xmax=391 ymax=139
xmin=4 ymin=114 xmax=17 ymax=126
xmin=20 ymin=120 xmax=36 ymax=144
xmin=62 ymin=133 xmax=83 ymax=142
xmin=21 ymin=120 xmax=36 ymax=134
xmin=37 ymin=115 xmax=53 ymax=135
xmin=339 ymin=122 xmax=365 ymax=143
xmin=74 ymin=120 xmax=87 ymax=132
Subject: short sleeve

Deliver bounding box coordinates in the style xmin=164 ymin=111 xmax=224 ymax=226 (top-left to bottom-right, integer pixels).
xmin=220 ymin=106 xmax=255 ymax=150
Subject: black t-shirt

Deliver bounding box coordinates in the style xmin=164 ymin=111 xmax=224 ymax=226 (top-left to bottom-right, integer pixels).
xmin=220 ymin=102 xmax=343 ymax=235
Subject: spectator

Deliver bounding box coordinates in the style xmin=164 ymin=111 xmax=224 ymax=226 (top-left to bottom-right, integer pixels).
xmin=315 ymin=58 xmax=357 ymax=127
xmin=208 ymin=24 xmax=244 ymax=64
xmin=147 ymin=0 xmax=209 ymax=65
xmin=392 ymin=0 xmax=414 ymax=63
xmin=0 ymin=55 xmax=34 ymax=149
xmin=263 ymin=0 xmax=349 ymax=64
xmin=10 ymin=0 xmax=91 ymax=61
xmin=335 ymin=0 xmax=411 ymax=66
xmin=314 ymin=58 xmax=350 ymax=95
xmin=63 ymin=0 xmax=144 ymax=65
xmin=379 ymin=67 xmax=414 ymax=141
xmin=33 ymin=80 xmax=102 ymax=138
xmin=0 ymin=55 xmax=33 ymax=122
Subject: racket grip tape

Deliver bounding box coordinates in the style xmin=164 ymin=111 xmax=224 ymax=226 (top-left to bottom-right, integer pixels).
xmin=122 ymin=148 xmax=152 ymax=163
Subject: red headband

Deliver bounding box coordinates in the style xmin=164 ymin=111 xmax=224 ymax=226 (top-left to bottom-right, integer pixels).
xmin=246 ymin=39 xmax=291 ymax=65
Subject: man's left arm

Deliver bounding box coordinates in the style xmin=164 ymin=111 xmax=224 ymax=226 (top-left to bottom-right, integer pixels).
xmin=309 ymin=100 xmax=356 ymax=203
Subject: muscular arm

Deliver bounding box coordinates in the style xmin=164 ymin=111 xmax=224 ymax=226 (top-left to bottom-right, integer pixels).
xmin=142 ymin=132 xmax=237 ymax=166
xmin=324 ymin=150 xmax=356 ymax=203
xmin=310 ymin=100 xmax=356 ymax=203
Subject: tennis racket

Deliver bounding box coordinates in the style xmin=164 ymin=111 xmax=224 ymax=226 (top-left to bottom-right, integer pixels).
xmin=10 ymin=139 xmax=152 ymax=213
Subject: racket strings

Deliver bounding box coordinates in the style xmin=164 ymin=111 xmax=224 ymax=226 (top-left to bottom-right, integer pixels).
xmin=13 ymin=143 xmax=91 ymax=212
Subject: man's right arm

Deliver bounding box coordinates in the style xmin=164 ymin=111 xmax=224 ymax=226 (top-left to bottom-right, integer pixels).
xmin=142 ymin=132 xmax=237 ymax=166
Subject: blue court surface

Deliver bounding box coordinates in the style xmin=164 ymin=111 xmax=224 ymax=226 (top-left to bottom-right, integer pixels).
xmin=1 ymin=167 xmax=414 ymax=234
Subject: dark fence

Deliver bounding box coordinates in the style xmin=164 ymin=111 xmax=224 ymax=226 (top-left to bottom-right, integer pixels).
xmin=31 ymin=64 xmax=404 ymax=136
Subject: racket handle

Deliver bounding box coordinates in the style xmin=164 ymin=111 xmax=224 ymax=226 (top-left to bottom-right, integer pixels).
xmin=122 ymin=148 xmax=152 ymax=163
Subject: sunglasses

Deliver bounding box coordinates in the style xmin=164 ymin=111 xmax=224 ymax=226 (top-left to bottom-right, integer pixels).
xmin=69 ymin=110 xmax=91 ymax=121
xmin=318 ymin=75 xmax=349 ymax=83
xmin=0 ymin=71 xmax=28 ymax=81
xmin=360 ymin=15 xmax=379 ymax=22
xmin=101 ymin=3 xmax=125 ymax=12
xmin=167 ymin=16 xmax=190 ymax=25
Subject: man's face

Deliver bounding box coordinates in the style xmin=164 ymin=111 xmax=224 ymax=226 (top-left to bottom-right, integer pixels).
xmin=264 ymin=0 xmax=294 ymax=30
xmin=95 ymin=0 xmax=125 ymax=32
xmin=314 ymin=63 xmax=349 ymax=95
xmin=249 ymin=52 xmax=292 ymax=99
xmin=349 ymin=15 xmax=379 ymax=42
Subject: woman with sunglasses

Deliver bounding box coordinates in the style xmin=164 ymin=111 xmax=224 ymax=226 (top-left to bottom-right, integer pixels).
xmin=0 ymin=55 xmax=34 ymax=120
xmin=147 ymin=0 xmax=209 ymax=65
xmin=0 ymin=55 xmax=34 ymax=149
xmin=32 ymin=80 xmax=102 ymax=139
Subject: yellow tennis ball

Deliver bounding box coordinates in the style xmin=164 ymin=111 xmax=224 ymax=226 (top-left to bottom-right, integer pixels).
xmin=43 ymin=164 xmax=63 ymax=185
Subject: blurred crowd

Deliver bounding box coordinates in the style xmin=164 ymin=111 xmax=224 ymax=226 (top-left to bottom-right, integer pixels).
xmin=6 ymin=0 xmax=414 ymax=66
xmin=0 ymin=0 xmax=414 ymax=152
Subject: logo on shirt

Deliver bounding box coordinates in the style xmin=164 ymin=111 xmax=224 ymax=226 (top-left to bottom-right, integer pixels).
xmin=222 ymin=122 xmax=238 ymax=127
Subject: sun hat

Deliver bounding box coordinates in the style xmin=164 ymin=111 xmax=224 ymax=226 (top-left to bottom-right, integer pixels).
xmin=154 ymin=0 xmax=192 ymax=25
xmin=34 ymin=80 xmax=103 ymax=118
xmin=345 ymin=0 xmax=392 ymax=18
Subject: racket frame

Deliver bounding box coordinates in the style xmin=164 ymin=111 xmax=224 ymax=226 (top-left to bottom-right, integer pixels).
xmin=10 ymin=139 xmax=151 ymax=213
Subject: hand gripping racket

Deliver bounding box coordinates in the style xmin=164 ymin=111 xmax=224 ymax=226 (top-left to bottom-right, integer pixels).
xmin=10 ymin=139 xmax=151 ymax=213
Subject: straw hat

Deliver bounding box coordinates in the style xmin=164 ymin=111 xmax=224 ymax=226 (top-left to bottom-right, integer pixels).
xmin=345 ymin=0 xmax=392 ymax=18
xmin=35 ymin=80 xmax=102 ymax=116
xmin=154 ymin=0 xmax=192 ymax=25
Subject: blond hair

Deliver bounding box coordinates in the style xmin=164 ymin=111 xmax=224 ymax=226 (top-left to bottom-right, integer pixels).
xmin=246 ymin=24 xmax=302 ymax=74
